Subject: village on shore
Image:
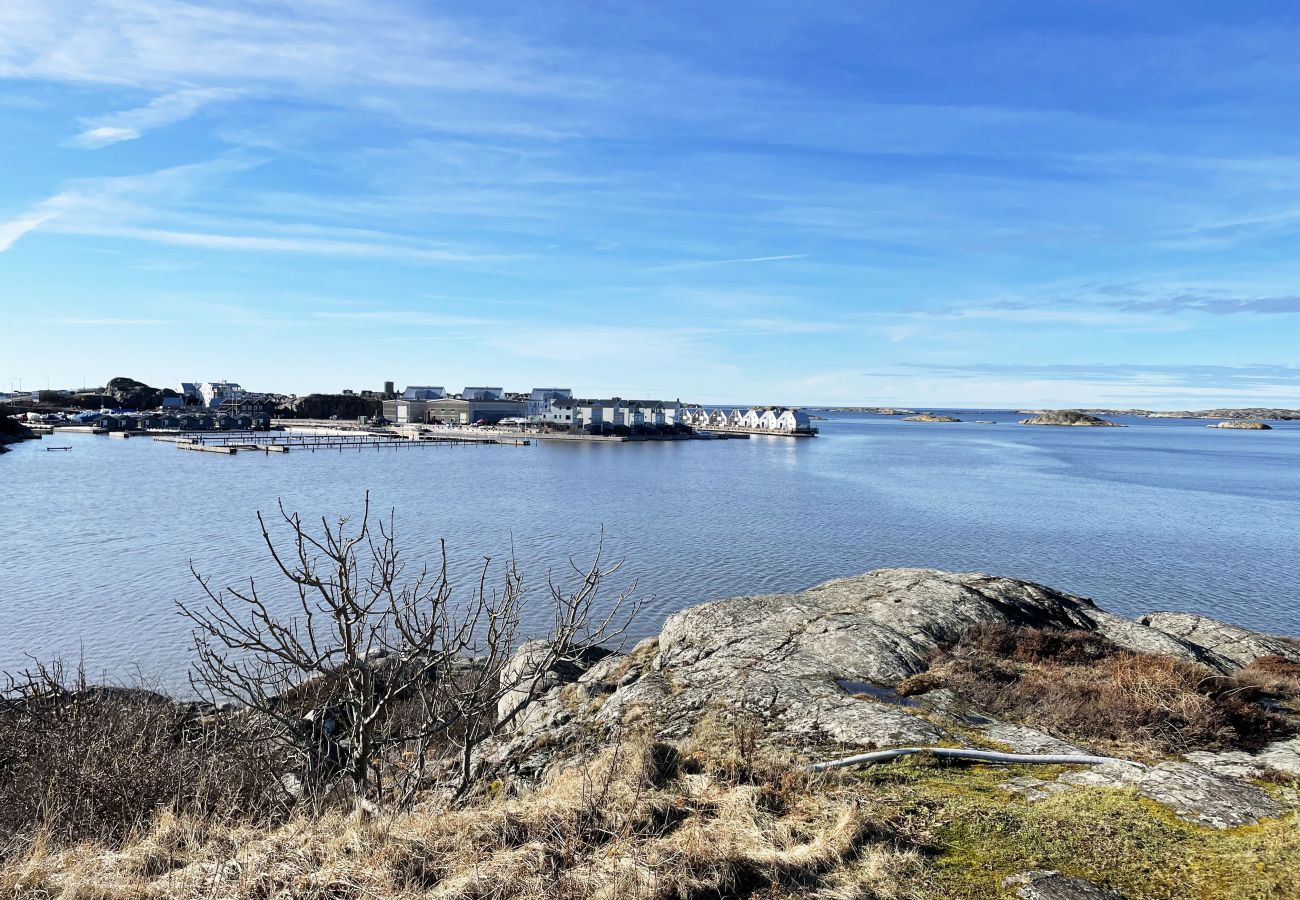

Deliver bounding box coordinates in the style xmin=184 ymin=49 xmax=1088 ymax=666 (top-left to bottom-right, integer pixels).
xmin=0 ymin=377 xmax=819 ymax=445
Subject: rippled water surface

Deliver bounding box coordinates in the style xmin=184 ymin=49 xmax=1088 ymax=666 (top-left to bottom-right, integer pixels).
xmin=3 ymin=411 xmax=1298 ymax=682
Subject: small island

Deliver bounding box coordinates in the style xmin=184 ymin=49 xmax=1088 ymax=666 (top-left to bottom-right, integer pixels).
xmin=902 ymin=413 xmax=961 ymax=423
xmin=1019 ymin=410 xmax=1124 ymax=427
xmin=1207 ymin=421 xmax=1272 ymax=430
xmin=820 ymin=407 xmax=916 ymax=415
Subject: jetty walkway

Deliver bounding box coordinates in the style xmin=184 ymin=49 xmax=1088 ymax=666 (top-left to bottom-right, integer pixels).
xmin=153 ymin=428 xmax=529 ymax=457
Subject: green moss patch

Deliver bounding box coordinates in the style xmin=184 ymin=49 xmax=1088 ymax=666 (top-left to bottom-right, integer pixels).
xmin=852 ymin=760 xmax=1300 ymax=899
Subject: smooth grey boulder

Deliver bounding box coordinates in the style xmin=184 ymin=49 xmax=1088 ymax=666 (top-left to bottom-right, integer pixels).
xmin=1138 ymin=612 xmax=1300 ymax=670
xmin=486 ymin=568 xmax=1297 ymax=801
xmin=497 ymin=640 xmax=614 ymax=734
xmin=1185 ymin=736 xmax=1300 ymax=780
xmin=1004 ymin=871 xmax=1125 ymax=899
xmin=654 ymin=568 xmax=1213 ymax=689
xmin=498 ymin=568 xmax=1293 ymax=753
xmin=1057 ymin=761 xmax=1281 ymax=829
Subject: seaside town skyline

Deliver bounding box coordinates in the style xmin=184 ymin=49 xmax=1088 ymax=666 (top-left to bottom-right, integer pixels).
xmin=3 ymin=1 xmax=1299 ymax=407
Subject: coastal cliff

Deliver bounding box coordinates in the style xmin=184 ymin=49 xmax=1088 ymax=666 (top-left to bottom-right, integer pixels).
xmin=8 ymin=568 xmax=1298 ymax=898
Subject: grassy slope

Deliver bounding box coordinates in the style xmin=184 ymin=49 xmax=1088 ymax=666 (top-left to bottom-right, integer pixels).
xmin=5 ymin=730 xmax=1296 ymax=900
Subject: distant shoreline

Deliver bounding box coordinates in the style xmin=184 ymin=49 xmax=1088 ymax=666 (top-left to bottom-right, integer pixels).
xmin=812 ymin=406 xmax=1300 ymax=421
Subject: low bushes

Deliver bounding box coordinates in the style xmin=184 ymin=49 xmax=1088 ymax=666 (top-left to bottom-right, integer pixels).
xmin=0 ymin=666 xmax=287 ymax=856
xmin=897 ymin=623 xmax=1295 ymax=755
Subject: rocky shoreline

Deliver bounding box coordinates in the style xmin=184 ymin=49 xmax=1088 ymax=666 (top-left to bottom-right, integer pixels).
xmin=1024 ymin=407 xmax=1300 ymax=421
xmin=489 ymin=568 xmax=1299 ymax=829
xmin=0 ymin=415 xmax=37 ymax=453
xmin=7 ymin=567 xmax=1299 ymax=898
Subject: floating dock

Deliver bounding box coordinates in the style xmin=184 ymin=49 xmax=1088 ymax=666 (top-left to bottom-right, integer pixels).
xmin=696 ymin=427 xmax=816 ymax=438
xmin=177 ymin=442 xmax=238 ymax=455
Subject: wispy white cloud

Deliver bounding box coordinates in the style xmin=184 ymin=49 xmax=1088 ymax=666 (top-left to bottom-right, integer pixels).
xmin=47 ymin=317 xmax=167 ymax=326
xmin=313 ymin=310 xmax=501 ymax=327
xmin=68 ymin=224 xmax=515 ymax=263
xmin=1 ymin=159 xmax=519 ymax=264
xmin=644 ymin=254 xmax=808 ymax=273
xmin=0 ymin=0 xmax=589 ymax=102
xmin=71 ymin=88 xmax=235 ymax=148
xmin=0 ymin=192 xmax=81 ymax=251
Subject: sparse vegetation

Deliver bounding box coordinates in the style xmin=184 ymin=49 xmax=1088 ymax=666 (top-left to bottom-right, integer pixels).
xmin=2 ymin=719 xmax=1296 ymax=899
xmin=897 ymin=623 xmax=1296 ymax=755
xmin=4 ymin=544 xmax=1298 ymax=897
xmin=0 ymin=662 xmax=287 ymax=852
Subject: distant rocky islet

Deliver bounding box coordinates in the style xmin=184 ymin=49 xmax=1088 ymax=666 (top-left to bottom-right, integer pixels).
xmin=1018 ymin=410 xmax=1123 ymax=427
xmin=1207 ymin=421 xmax=1272 ymax=430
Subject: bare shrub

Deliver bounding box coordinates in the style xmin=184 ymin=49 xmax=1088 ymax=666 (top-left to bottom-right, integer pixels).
xmin=946 ymin=621 xmax=1117 ymax=666
xmin=179 ymin=493 xmax=640 ymax=812
xmin=0 ymin=661 xmax=285 ymax=857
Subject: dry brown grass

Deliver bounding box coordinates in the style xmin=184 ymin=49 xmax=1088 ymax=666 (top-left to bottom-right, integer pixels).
xmin=897 ymin=624 xmax=1295 ymax=755
xmin=2 ymin=727 xmax=925 ymax=900
xmin=0 ymin=675 xmax=287 ymax=857
xmin=1232 ymin=656 xmax=1300 ymax=704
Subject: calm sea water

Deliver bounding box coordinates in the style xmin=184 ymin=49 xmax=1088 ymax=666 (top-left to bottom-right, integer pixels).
xmin=2 ymin=411 xmax=1298 ymax=684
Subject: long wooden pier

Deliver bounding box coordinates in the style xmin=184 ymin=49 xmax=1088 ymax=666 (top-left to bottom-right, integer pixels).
xmin=157 ymin=429 xmax=529 ymax=457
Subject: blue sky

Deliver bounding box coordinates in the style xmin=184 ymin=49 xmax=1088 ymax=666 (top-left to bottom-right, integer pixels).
xmin=1 ymin=1 xmax=1298 ymax=407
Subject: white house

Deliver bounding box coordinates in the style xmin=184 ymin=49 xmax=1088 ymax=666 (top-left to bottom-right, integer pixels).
xmin=538 ymin=398 xmax=577 ymax=427
xmin=181 ymin=381 xmax=245 ymax=408
xmin=528 ymin=388 xmax=572 ymax=419
xmin=775 ymin=408 xmax=812 ymax=432
xmin=637 ymin=401 xmax=665 ymax=427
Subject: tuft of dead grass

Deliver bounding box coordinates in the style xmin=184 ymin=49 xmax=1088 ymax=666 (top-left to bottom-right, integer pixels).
xmin=1 ymin=728 xmax=928 ymax=900
xmin=1233 ymin=656 xmax=1300 ymax=705
xmin=5 ymin=718 xmax=1299 ymax=899
xmin=897 ymin=624 xmax=1295 ymax=756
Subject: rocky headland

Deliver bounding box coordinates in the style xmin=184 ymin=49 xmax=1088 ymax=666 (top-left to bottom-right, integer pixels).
xmin=470 ymin=568 xmax=1300 ymax=897
xmin=1019 ymin=410 xmax=1124 ymax=427
xmin=0 ymin=413 xmax=37 ymax=453
xmin=8 ymin=569 xmax=1300 ymax=898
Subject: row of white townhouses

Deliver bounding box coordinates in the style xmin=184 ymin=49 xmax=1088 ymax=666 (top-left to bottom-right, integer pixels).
xmin=536 ymin=399 xmax=814 ymax=434
xmin=680 ymin=406 xmax=814 ymax=433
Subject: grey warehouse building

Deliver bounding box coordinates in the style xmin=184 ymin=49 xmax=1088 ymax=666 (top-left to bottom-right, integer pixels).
xmin=383 ymin=397 xmax=525 ymax=425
